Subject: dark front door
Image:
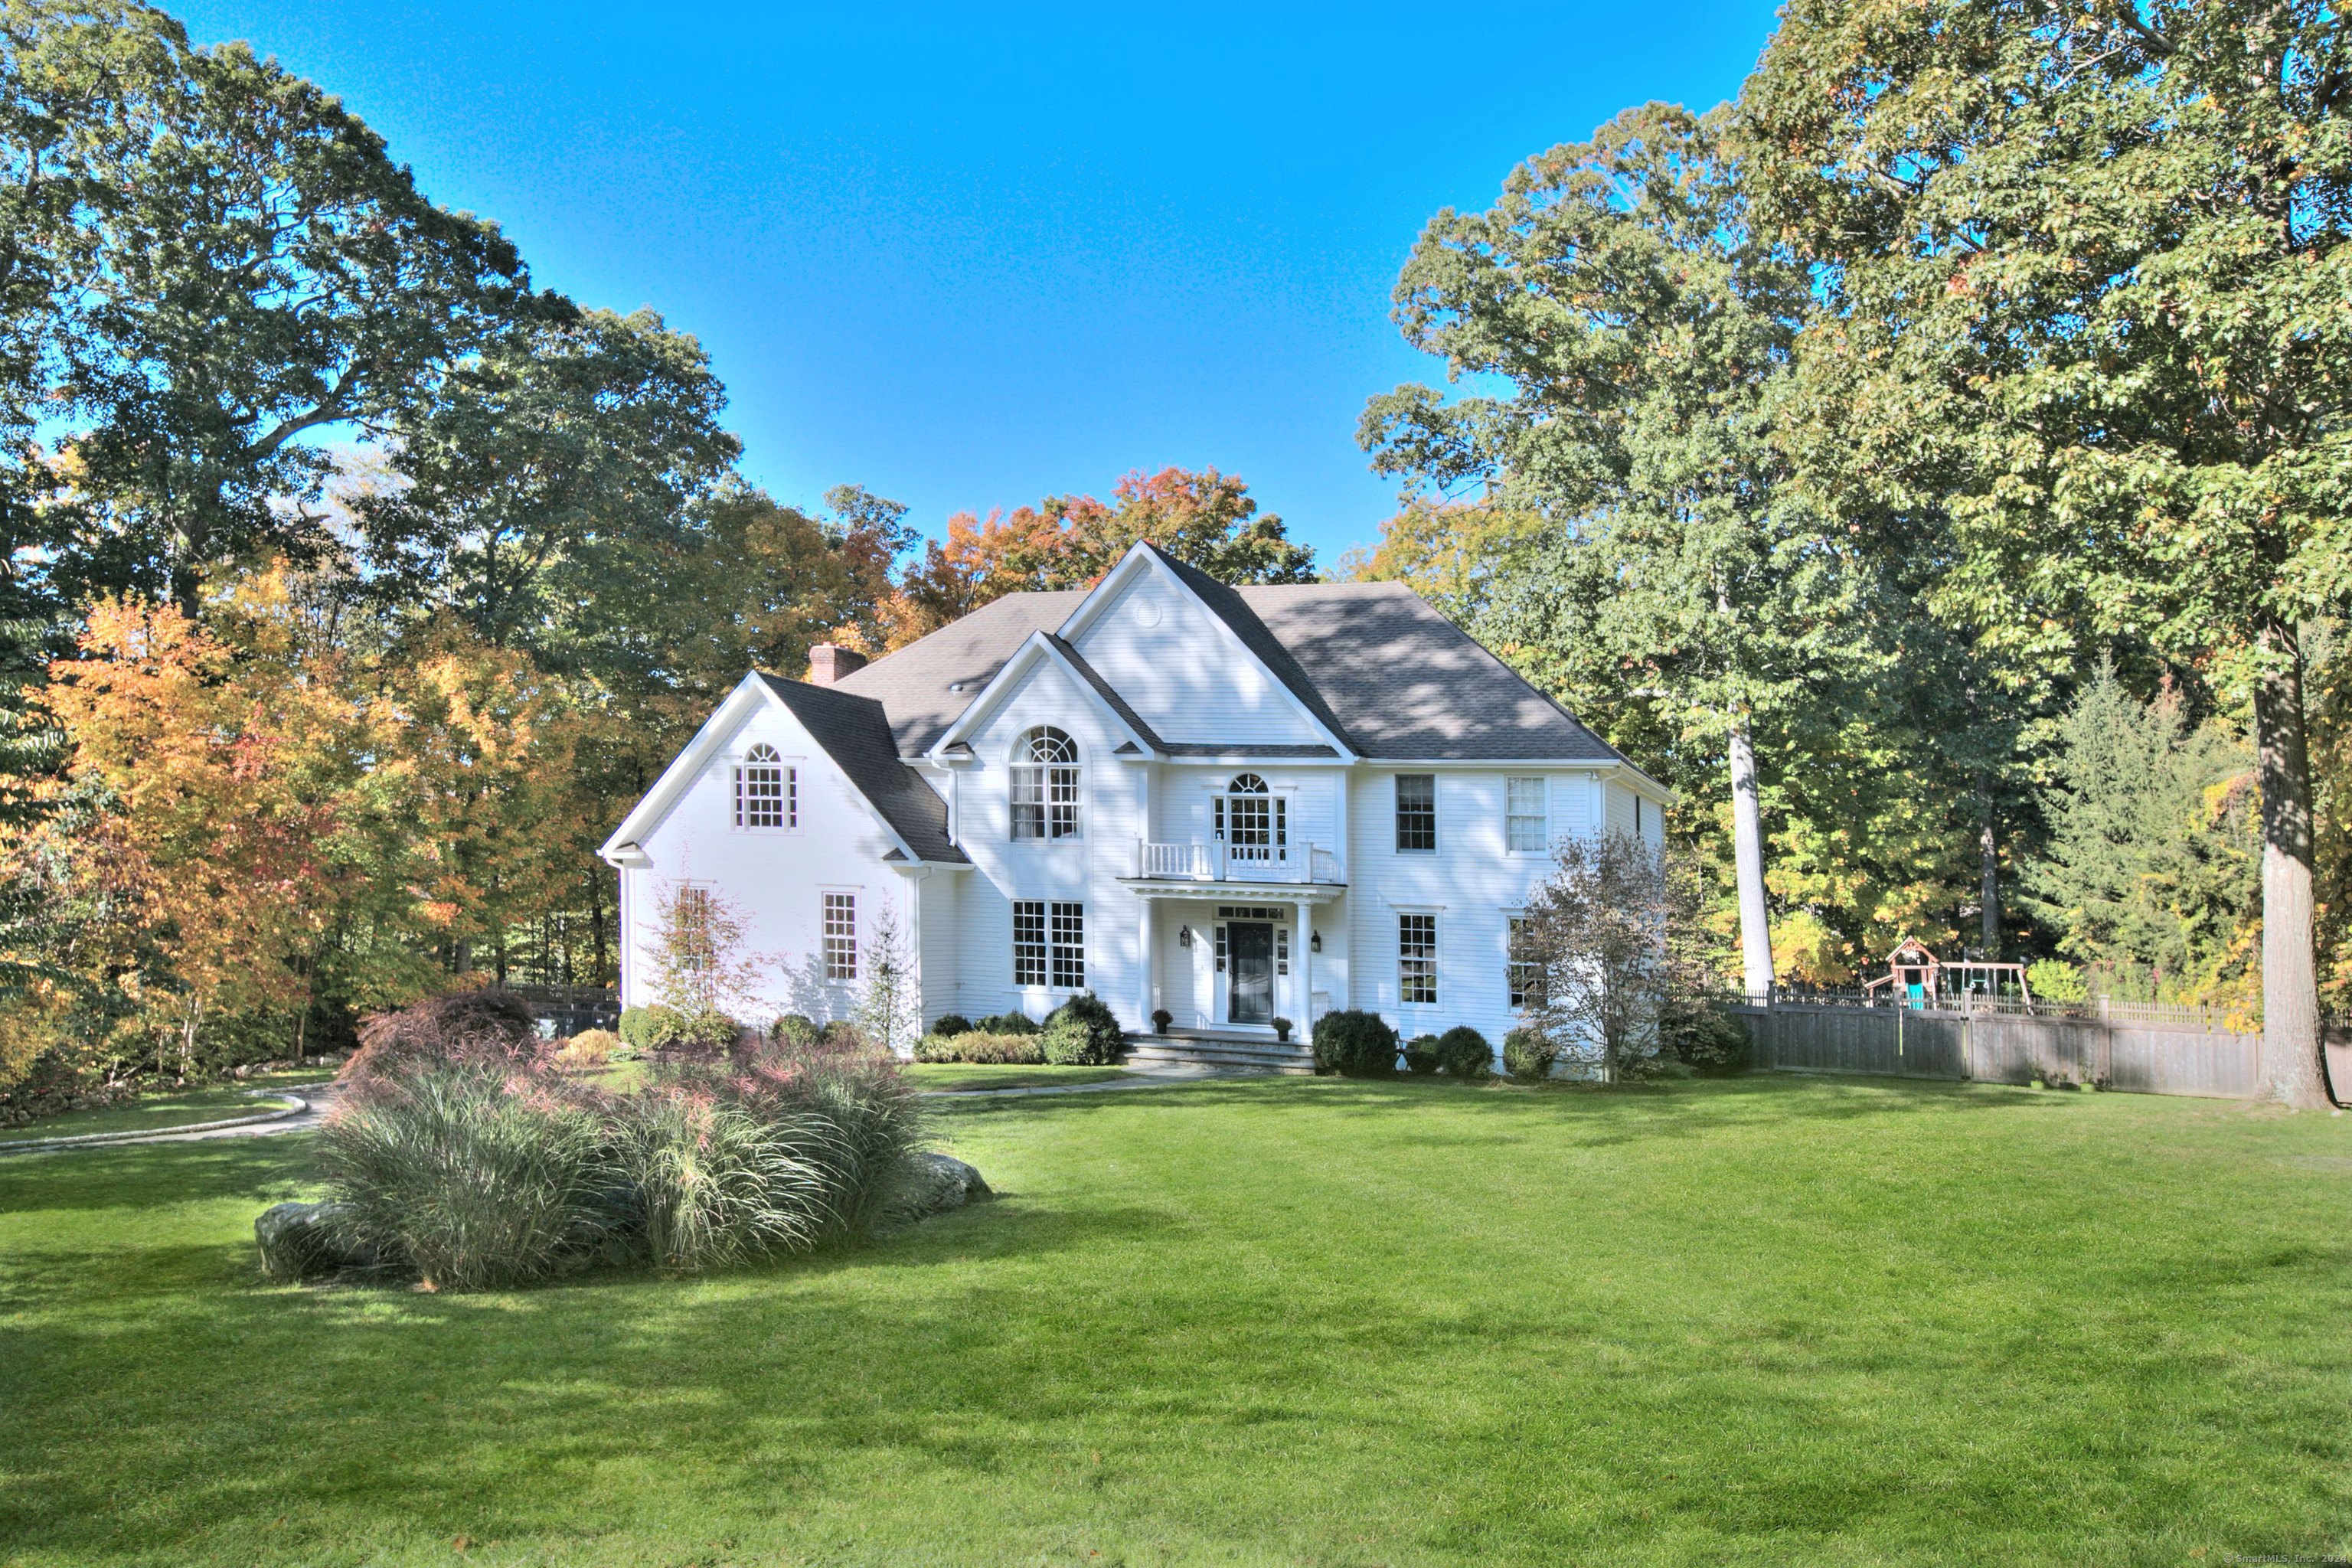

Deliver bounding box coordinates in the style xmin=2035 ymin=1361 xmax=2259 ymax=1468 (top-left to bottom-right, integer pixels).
xmin=1228 ymin=923 xmax=1275 ymax=1024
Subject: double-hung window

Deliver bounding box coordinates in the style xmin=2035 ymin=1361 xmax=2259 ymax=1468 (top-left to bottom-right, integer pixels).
xmin=823 ymin=893 xmax=858 ymax=982
xmin=1011 ymin=727 xmax=1081 ymax=841
xmin=1508 ymin=916 xmax=1538 ymax=1009
xmin=1014 ymin=900 xmax=1085 ymax=988
xmin=675 ymin=885 xmax=714 ymax=972
xmin=1506 ymin=776 xmax=1547 ymax=853
xmin=734 ymin=743 xmax=795 ymax=828
xmin=1215 ymin=773 xmax=1286 ymax=863
xmin=1396 ymin=774 xmax=1436 ymax=852
xmin=1399 ymin=913 xmax=1437 ymax=1004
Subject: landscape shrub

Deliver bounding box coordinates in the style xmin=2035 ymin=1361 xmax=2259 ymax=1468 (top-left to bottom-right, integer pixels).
xmin=316 ymin=1063 xmax=607 ymax=1291
xmin=929 ymin=1014 xmax=974 ymax=1038
xmin=552 ymin=1028 xmax=625 ymax=1067
xmin=770 ymin=1014 xmax=819 ymax=1047
xmin=974 ymin=1011 xmax=1038 ymax=1036
xmin=1664 ymin=1001 xmax=1750 ymax=1076
xmin=1436 ymin=1026 xmax=1493 ymax=1080
xmin=1311 ymin=1010 xmax=1397 ymax=1077
xmin=1042 ymin=992 xmax=1123 ymax=1065
xmin=912 ymin=1031 xmax=1047 ymax=1065
xmin=1400 ymin=1034 xmax=1441 ymax=1075
xmin=1502 ymin=1027 xmax=1557 ymax=1083
xmin=817 ymin=1019 xmax=866 ymax=1051
xmin=619 ymin=1005 xmax=737 ymax=1054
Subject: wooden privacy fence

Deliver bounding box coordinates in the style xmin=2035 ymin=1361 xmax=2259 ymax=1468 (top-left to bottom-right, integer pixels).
xmin=1733 ymin=998 xmax=2352 ymax=1104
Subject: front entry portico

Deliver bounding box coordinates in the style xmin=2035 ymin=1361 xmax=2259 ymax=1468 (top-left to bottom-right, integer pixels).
xmin=1123 ymin=874 xmax=1346 ymax=1037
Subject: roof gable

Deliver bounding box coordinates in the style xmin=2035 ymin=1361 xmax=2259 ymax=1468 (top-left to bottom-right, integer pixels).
xmin=599 ymin=671 xmax=967 ymax=867
xmin=830 ymin=590 xmax=1087 ymax=756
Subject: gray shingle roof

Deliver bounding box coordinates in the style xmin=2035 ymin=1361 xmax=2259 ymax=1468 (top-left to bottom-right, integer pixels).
xmin=1235 ymin=582 xmax=1626 ymax=762
xmin=830 ymin=590 xmax=1088 ymax=755
xmin=818 ymin=556 xmax=1628 ymax=768
xmin=755 ymin=675 xmax=968 ymax=864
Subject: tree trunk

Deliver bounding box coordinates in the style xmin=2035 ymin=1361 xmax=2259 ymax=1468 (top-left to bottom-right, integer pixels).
xmin=1727 ymin=715 xmax=1774 ymax=1000
xmin=1978 ymin=782 xmax=2000 ymax=958
xmin=2252 ymin=614 xmax=2330 ymax=1108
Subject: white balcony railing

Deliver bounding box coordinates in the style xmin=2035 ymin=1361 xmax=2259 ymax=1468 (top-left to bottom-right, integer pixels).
xmin=1132 ymin=840 xmax=1342 ymax=884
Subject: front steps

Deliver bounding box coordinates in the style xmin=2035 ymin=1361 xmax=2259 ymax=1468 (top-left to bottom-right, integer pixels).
xmin=1124 ymin=1031 xmax=1315 ymax=1074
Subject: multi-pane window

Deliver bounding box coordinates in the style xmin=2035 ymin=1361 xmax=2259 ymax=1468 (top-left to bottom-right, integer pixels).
xmin=1215 ymin=773 xmax=1286 ymax=862
xmin=734 ymin=743 xmax=795 ymax=828
xmin=1014 ymin=901 xmax=1047 ymax=985
xmin=1399 ymin=913 xmax=1437 ymax=1004
xmin=1396 ymin=774 xmax=1436 ymax=852
xmin=1011 ymin=726 xmax=1081 ymax=841
xmin=1506 ymin=776 xmax=1547 ymax=853
xmin=1050 ymin=903 xmax=1086 ymax=988
xmin=1508 ymin=916 xmax=1539 ymax=1009
xmin=675 ymin=885 xmax=714 ymax=972
xmin=823 ymin=893 xmax=858 ymax=982
xmin=1014 ymin=899 xmax=1085 ymax=988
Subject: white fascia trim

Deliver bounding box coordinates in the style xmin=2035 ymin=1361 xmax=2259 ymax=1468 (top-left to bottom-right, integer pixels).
xmin=597 ymin=672 xmax=771 ymax=864
xmin=1054 ymin=541 xmax=1359 ymax=762
xmin=927 ymin=631 xmax=1160 ymax=760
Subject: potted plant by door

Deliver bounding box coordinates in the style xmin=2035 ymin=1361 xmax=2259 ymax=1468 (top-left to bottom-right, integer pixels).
xmin=1152 ymin=1008 xmax=1172 ymax=1036
xmin=1272 ymin=1016 xmax=1294 ymax=1043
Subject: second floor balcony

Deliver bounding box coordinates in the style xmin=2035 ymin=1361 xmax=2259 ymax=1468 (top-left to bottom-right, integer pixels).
xmin=1131 ymin=839 xmax=1343 ymax=886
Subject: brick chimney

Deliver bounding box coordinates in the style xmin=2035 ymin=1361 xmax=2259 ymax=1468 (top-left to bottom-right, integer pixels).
xmin=807 ymin=642 xmax=867 ymax=686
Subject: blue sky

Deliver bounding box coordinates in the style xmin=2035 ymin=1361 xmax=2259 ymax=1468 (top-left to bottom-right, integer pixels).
xmin=173 ymin=0 xmax=1782 ymax=565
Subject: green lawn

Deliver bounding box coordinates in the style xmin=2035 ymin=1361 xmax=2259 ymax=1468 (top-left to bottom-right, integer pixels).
xmin=0 ymin=1083 xmax=312 ymax=1145
xmin=906 ymin=1062 xmax=1135 ymax=1091
xmin=2 ymin=1076 xmax=2347 ymax=1566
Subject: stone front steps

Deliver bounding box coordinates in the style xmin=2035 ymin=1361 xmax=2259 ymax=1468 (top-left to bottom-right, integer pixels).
xmin=1123 ymin=1032 xmax=1315 ymax=1074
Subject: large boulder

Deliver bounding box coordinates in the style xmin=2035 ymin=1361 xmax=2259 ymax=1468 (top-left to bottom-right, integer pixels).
xmin=898 ymin=1152 xmax=992 ymax=1220
xmin=255 ymin=1201 xmax=381 ymax=1281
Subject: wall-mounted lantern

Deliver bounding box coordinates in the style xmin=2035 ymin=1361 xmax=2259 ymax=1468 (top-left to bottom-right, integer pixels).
xmin=1178 ymin=924 xmax=1194 ymax=949
xmin=1308 ymin=928 xmax=1321 ymax=953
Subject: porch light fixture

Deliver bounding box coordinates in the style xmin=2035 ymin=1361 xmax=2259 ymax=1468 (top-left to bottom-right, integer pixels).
xmin=1178 ymin=924 xmax=1194 ymax=949
xmin=1309 ymin=928 xmax=1321 ymax=953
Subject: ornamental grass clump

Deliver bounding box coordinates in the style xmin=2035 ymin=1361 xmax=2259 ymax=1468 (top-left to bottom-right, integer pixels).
xmin=317 ymin=1063 xmax=606 ymax=1292
xmin=610 ymin=1090 xmax=831 ymax=1272
xmin=312 ymin=1010 xmax=931 ymax=1289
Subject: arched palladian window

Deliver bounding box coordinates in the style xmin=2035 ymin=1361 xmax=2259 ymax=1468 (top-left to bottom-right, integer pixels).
xmin=734 ymin=743 xmax=794 ymax=829
xmin=1214 ymin=773 xmax=1285 ymax=862
xmin=1011 ymin=726 xmax=1080 ymax=841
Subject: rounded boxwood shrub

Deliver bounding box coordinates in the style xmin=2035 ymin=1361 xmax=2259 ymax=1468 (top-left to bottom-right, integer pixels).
xmin=769 ymin=1014 xmax=819 ymax=1047
xmin=1436 ymin=1026 xmax=1493 ymax=1080
xmin=975 ymin=1011 xmax=1039 ymax=1036
xmin=1502 ymin=1026 xmax=1557 ymax=1083
xmin=1043 ymin=992 xmax=1123 ymax=1065
xmin=929 ymin=1014 xmax=974 ymax=1038
xmin=1400 ymin=1034 xmax=1442 ymax=1075
xmin=1666 ymin=1000 xmax=1752 ymax=1076
xmin=1311 ymin=1010 xmax=1397 ymax=1078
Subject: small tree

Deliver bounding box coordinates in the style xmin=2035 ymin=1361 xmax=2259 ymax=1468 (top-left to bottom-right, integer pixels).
xmin=1520 ymin=829 xmax=1674 ymax=1080
xmin=644 ymin=877 xmax=760 ymax=1024
xmin=853 ymin=893 xmax=920 ymax=1057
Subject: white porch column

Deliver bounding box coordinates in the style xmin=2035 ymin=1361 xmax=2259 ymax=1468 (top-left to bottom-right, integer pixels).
xmin=1294 ymin=897 xmax=1313 ymax=1032
xmin=1137 ymin=897 xmax=1154 ymax=1036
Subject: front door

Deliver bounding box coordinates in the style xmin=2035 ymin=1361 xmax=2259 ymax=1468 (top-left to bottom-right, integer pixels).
xmin=1228 ymin=922 xmax=1275 ymax=1024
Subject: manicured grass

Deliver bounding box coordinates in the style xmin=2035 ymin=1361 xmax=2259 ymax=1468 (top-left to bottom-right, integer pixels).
xmin=906 ymin=1063 xmax=1134 ymax=1091
xmin=2 ymin=1076 xmax=2347 ymax=1565
xmin=0 ymin=1083 xmax=310 ymax=1144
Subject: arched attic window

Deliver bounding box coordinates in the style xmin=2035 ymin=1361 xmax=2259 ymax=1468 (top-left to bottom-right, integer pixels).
xmin=1214 ymin=772 xmax=1285 ymax=862
xmin=734 ymin=743 xmax=794 ymax=829
xmin=1011 ymin=726 xmax=1080 ymax=841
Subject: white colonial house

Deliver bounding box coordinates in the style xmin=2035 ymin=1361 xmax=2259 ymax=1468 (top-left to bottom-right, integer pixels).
xmin=599 ymin=541 xmax=1667 ymax=1067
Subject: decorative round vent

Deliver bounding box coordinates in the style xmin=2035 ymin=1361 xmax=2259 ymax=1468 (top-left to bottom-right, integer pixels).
xmin=1134 ymin=599 xmax=1162 ymax=628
